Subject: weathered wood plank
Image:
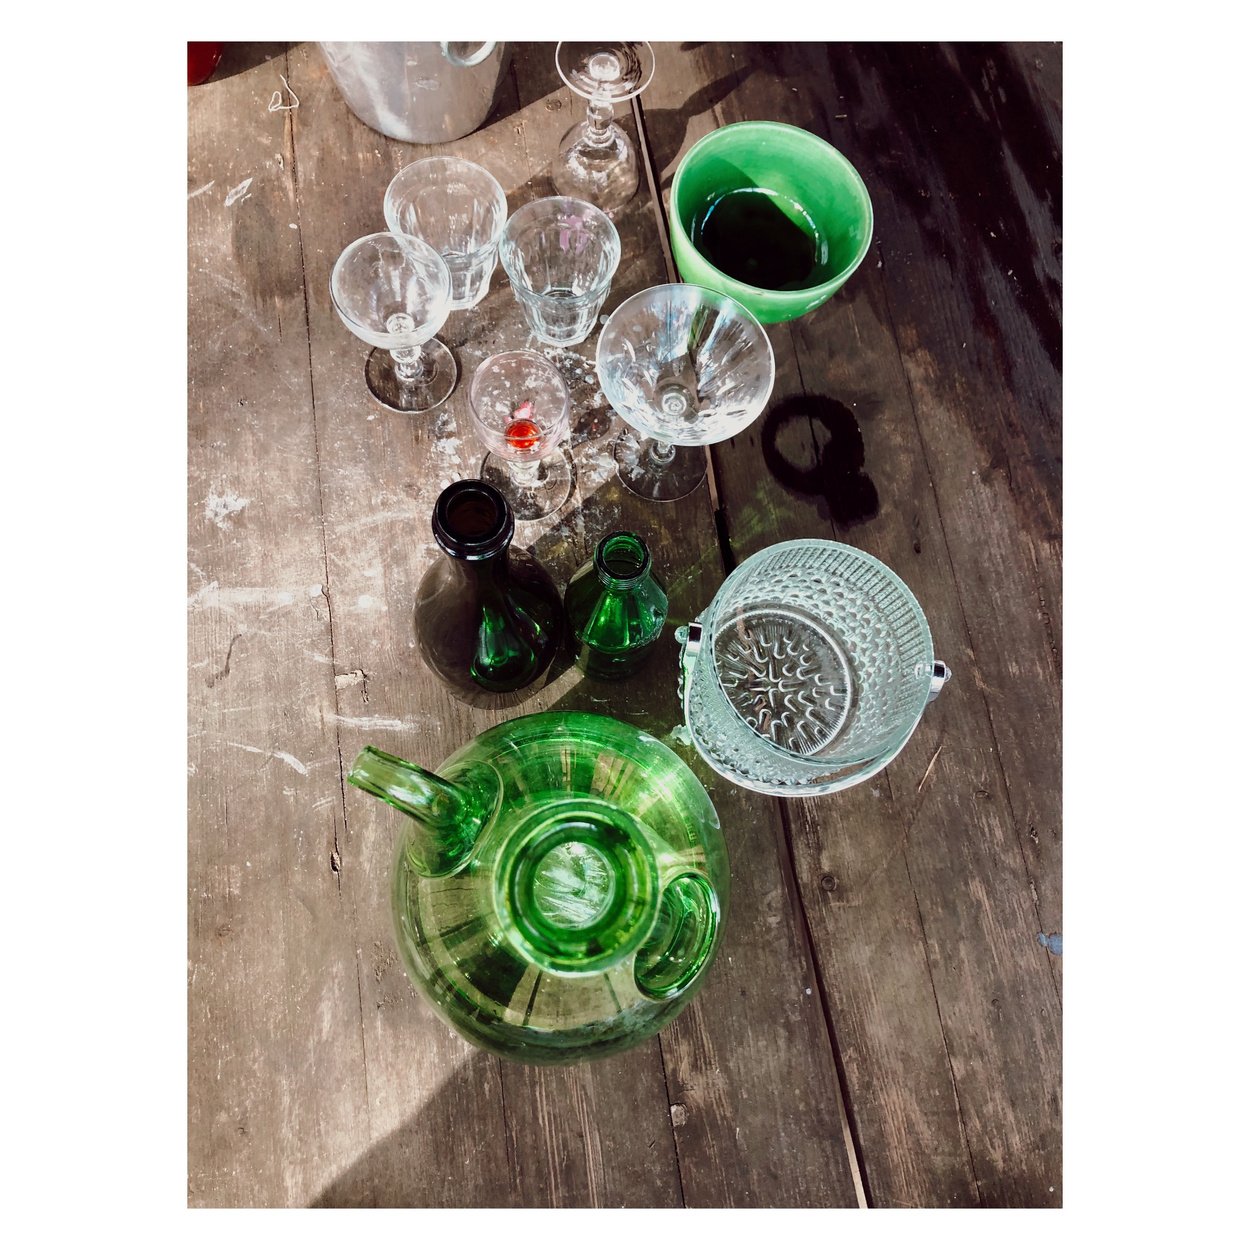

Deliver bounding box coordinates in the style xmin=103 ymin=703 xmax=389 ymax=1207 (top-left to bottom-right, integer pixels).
xmin=639 ymin=41 xmax=1062 ymax=1207
xmin=187 ymin=43 xmax=370 ymax=1206
xmin=189 ymin=39 xmax=1057 ymax=1210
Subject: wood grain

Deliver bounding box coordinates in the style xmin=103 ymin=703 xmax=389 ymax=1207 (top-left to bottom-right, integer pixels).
xmin=188 ymin=40 xmax=1061 ymax=1209
xmin=639 ymin=41 xmax=1062 ymax=1207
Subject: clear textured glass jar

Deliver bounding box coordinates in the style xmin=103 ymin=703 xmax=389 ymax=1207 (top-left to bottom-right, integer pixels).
xmin=565 ymin=532 xmax=668 ymax=679
xmin=347 ymin=711 xmax=728 ymax=1064
xmin=414 ymin=479 xmax=562 ymax=708
xmin=678 ymin=539 xmax=951 ymax=794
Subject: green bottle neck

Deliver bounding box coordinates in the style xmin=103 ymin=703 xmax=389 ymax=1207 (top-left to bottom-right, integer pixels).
xmin=592 ymin=531 xmax=653 ymax=591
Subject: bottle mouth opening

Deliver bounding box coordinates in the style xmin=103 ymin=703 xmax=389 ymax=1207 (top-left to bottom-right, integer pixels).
xmin=433 ymin=479 xmax=514 ymax=559
xmin=595 ymin=531 xmax=650 ymax=584
xmin=499 ymin=799 xmax=660 ymax=973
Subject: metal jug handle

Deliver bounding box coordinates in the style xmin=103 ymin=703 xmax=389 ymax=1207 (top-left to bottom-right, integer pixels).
xmin=928 ymin=660 xmax=952 ymax=704
xmin=440 ymin=41 xmax=496 ymax=68
xmin=675 ymin=621 xmax=703 ymax=712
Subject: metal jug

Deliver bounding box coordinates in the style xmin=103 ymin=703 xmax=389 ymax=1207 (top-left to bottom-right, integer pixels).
xmin=318 ymin=41 xmax=510 ymax=145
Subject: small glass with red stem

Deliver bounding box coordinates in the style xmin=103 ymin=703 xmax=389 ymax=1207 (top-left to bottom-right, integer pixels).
xmin=468 ymin=350 xmax=573 ymax=521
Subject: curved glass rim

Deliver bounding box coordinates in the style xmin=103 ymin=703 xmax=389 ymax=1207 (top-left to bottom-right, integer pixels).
xmin=468 ymin=349 xmax=571 ymax=458
xmin=554 ymin=40 xmax=656 ymax=102
xmin=329 ymin=231 xmax=452 ymax=348
xmin=382 ymin=156 xmax=509 ymax=260
xmin=696 ymin=538 xmax=935 ymax=782
xmin=498 ymin=195 xmax=622 ymax=288
xmin=595 ymin=281 xmax=776 ymax=447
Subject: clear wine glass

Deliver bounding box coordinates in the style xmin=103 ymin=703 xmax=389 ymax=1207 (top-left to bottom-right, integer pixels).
xmin=596 ymin=283 xmax=776 ymax=502
xmin=329 ymin=232 xmax=456 ymax=413
xmin=468 ymin=350 xmax=573 ymax=521
xmin=552 ymin=41 xmax=655 ymax=215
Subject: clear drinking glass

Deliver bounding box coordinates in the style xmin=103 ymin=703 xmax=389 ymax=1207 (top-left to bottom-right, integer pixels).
xmin=596 ymin=283 xmax=775 ymax=501
xmin=468 ymin=350 xmax=573 ymax=520
xmin=383 ymin=156 xmax=508 ymax=310
xmin=677 ymin=540 xmax=952 ymax=796
xmin=553 ymin=41 xmax=655 ymax=214
xmin=329 ymin=232 xmax=456 ymax=413
xmin=498 ymin=196 xmax=621 ymax=346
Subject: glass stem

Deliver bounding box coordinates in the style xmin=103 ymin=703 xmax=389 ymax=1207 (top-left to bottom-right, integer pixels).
xmin=584 ymin=95 xmax=615 ymax=145
xmin=509 ymin=459 xmax=544 ymax=487
xmin=648 ymin=440 xmax=676 ymax=467
xmin=390 ymin=343 xmax=435 ymax=384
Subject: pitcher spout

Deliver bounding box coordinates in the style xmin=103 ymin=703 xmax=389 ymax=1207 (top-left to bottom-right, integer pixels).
xmin=348 ymin=745 xmax=493 ymax=877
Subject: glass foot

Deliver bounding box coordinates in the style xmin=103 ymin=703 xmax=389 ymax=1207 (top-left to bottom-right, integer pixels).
xmin=480 ymin=448 xmax=574 ymax=521
xmin=364 ymin=339 xmax=457 ymax=413
xmin=612 ymin=435 xmax=707 ymax=502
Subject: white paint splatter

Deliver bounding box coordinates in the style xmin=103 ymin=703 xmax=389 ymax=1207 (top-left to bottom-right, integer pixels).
xmin=226 ymin=742 xmax=309 ymax=775
xmin=188 ymin=181 xmax=216 ymax=200
xmin=326 ymin=714 xmax=434 ymax=732
xmin=188 ymin=584 xmax=298 ymax=611
xmin=204 ymin=487 xmax=250 ymax=530
xmin=225 ymin=177 xmax=254 ymax=207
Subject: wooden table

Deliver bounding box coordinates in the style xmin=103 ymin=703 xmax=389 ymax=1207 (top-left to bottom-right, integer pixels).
xmin=188 ymin=41 xmax=1062 ymax=1208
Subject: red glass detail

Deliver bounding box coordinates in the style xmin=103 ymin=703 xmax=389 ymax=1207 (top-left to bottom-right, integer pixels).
xmin=188 ymin=43 xmax=224 ymax=86
xmin=504 ymin=418 xmax=542 ymax=452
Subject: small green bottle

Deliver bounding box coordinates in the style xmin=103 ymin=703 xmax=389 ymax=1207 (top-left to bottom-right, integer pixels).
xmin=565 ymin=531 xmax=668 ymax=679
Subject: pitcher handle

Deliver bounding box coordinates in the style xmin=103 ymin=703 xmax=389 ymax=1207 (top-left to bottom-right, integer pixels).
xmin=634 ymin=870 xmax=721 ymax=1001
xmin=440 ymin=41 xmax=496 ymax=68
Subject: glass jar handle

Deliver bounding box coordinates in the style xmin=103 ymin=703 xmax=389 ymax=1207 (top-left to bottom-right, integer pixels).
xmin=633 ymin=871 xmax=720 ymax=1001
xmin=927 ymin=660 xmax=952 ymax=704
xmin=675 ymin=620 xmax=703 ymax=713
xmin=440 ymin=41 xmax=496 ymax=68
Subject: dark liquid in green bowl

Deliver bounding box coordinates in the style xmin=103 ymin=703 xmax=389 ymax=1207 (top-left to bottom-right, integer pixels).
xmin=691 ymin=187 xmax=829 ymax=291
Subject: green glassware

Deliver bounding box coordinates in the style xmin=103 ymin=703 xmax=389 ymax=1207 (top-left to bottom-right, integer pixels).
xmin=347 ymin=711 xmax=728 ymax=1065
xmin=669 ymin=120 xmax=874 ymax=323
xmin=415 ymin=479 xmax=562 ymax=708
xmin=565 ymin=531 xmax=669 ymax=679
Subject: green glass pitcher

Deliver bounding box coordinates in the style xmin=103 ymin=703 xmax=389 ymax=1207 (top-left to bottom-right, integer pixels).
xmin=348 ymin=711 xmax=728 ymax=1065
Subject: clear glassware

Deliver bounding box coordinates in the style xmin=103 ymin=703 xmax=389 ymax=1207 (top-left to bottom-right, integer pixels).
xmin=383 ymin=156 xmax=508 ymax=310
xmin=596 ymin=283 xmax=776 ymax=502
xmin=677 ymin=539 xmax=952 ymax=796
xmin=346 ymin=710 xmax=728 ymax=1065
xmin=329 ymin=232 xmax=456 ymax=413
xmin=498 ymin=196 xmax=621 ymax=346
xmin=552 ymin=41 xmax=655 ymax=214
xmin=468 ymin=350 xmax=573 ymax=521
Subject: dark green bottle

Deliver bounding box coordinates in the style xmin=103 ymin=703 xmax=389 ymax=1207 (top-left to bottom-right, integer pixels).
xmin=415 ymin=479 xmax=562 ymax=707
xmin=565 ymin=531 xmax=668 ymax=679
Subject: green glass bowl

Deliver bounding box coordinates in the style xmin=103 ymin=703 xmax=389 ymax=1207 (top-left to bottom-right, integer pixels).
xmin=668 ymin=120 xmax=874 ymax=324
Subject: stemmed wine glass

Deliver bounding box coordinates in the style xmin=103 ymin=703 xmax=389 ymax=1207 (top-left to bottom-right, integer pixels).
xmin=596 ymin=283 xmax=776 ymax=502
xmin=468 ymin=350 xmax=573 ymax=521
xmin=329 ymin=232 xmax=456 ymax=413
xmin=552 ymin=41 xmax=655 ymax=214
